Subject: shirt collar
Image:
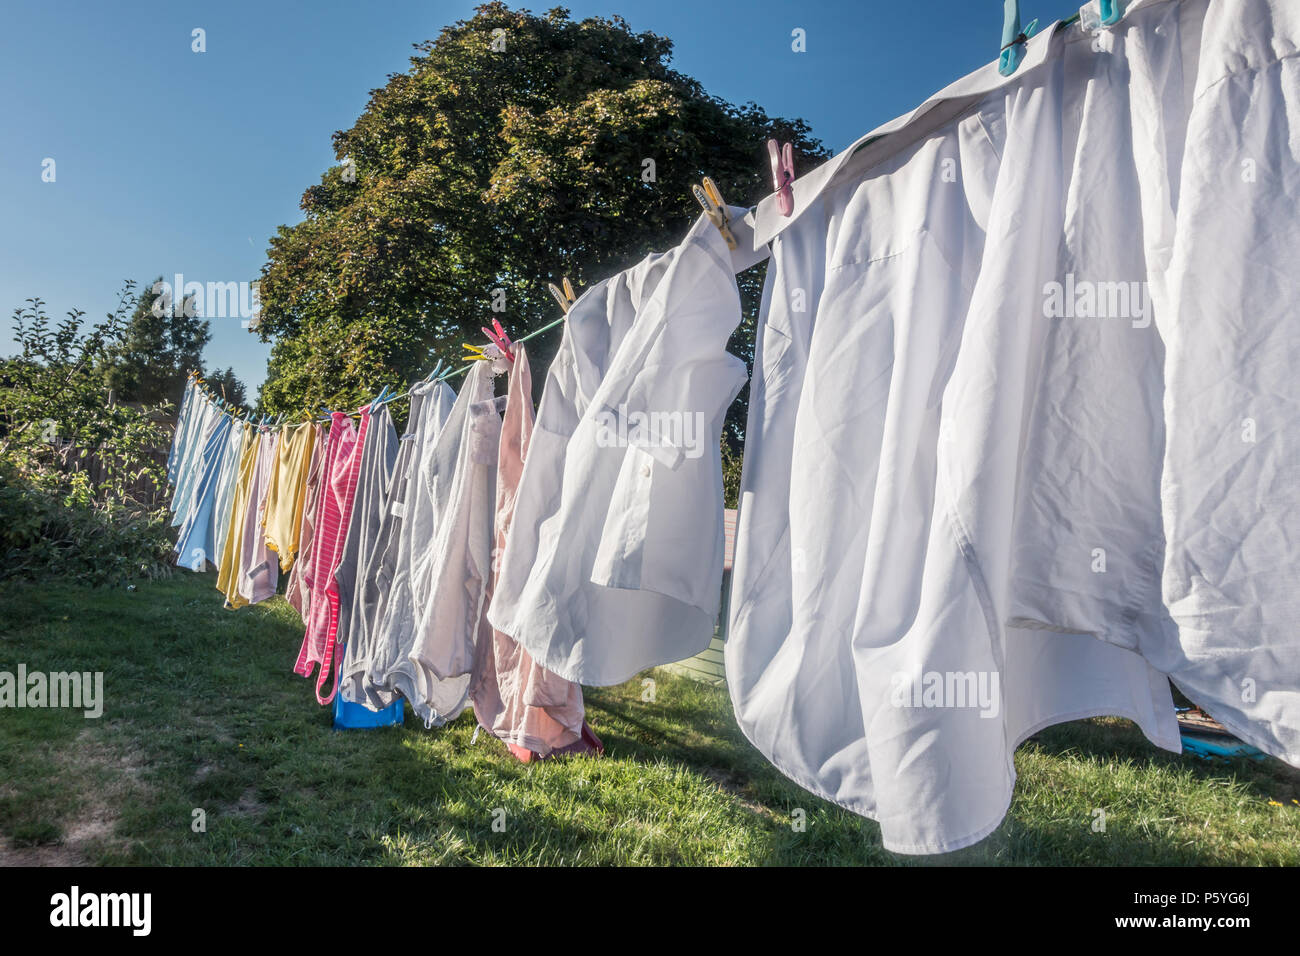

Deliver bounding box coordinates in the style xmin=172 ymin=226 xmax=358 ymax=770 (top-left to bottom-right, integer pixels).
xmin=748 ymin=16 xmax=1066 ymax=248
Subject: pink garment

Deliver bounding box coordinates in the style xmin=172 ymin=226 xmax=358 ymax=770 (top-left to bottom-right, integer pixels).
xmin=471 ymin=347 xmax=599 ymax=759
xmin=236 ymin=429 xmax=280 ymax=605
xmin=286 ymin=424 xmax=325 ymax=620
xmin=294 ymin=410 xmax=368 ymax=704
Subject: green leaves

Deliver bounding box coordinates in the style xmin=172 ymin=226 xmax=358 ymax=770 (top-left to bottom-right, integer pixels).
xmin=1 ymin=286 xmax=173 ymax=517
xmin=100 ymin=277 xmax=210 ymax=407
xmin=256 ymin=1 xmax=828 ymax=447
xmin=0 ymin=471 xmax=175 ymax=586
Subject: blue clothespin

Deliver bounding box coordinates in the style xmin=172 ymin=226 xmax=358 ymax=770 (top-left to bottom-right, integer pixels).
xmin=372 ymin=386 xmax=390 ymax=409
xmin=998 ymin=0 xmax=1039 ymax=77
xmin=1099 ymin=0 xmax=1123 ymax=26
xmin=425 ymin=359 xmax=446 ymax=383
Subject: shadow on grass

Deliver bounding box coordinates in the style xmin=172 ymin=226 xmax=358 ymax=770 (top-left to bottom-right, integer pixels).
xmin=3 ymin=574 xmax=1297 ymax=865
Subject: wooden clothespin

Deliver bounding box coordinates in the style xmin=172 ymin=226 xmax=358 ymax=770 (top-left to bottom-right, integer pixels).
xmin=692 ymin=177 xmax=738 ymax=249
xmin=547 ymin=277 xmax=577 ymax=314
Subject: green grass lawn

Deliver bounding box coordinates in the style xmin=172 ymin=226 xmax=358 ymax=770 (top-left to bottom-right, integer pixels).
xmin=0 ymin=572 xmax=1297 ymax=865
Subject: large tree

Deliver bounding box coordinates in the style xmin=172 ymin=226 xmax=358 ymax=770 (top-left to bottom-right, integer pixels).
xmin=256 ymin=2 xmax=827 ymax=443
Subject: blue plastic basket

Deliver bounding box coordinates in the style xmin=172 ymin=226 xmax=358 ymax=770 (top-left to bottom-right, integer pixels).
xmin=332 ymin=648 xmax=404 ymax=729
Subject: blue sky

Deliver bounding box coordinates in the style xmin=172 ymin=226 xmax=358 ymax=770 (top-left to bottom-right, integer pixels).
xmin=1 ymin=0 xmax=1088 ymax=396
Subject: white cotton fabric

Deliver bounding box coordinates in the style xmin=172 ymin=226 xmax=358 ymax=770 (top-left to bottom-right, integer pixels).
xmin=1153 ymin=0 xmax=1300 ymax=765
xmin=488 ymin=210 xmax=766 ymax=686
xmin=729 ymin=0 xmax=1300 ymax=855
xmin=365 ymin=380 xmax=458 ymax=719
xmin=406 ymin=362 xmax=501 ymax=725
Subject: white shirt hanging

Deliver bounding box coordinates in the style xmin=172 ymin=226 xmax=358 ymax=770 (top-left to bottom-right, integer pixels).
xmin=725 ymin=0 xmax=1300 ymax=854
xmin=488 ymin=209 xmax=767 ymax=685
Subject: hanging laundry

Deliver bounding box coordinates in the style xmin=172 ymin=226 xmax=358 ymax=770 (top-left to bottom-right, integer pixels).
xmin=166 ymin=380 xmax=197 ymax=484
xmin=726 ymin=0 xmax=1299 ymax=854
xmin=1148 ymin=0 xmax=1300 ymax=769
xmin=170 ymin=390 xmax=218 ymax=529
xmin=470 ymin=345 xmax=597 ymax=760
xmin=488 ymin=209 xmax=766 ymax=686
xmin=333 ymin=405 xmax=399 ymax=654
xmin=340 ymin=384 xmax=435 ymax=707
xmin=214 ymin=424 xmax=259 ymax=609
xmin=261 ymin=421 xmax=317 ymax=573
xmin=406 ymin=361 xmax=501 ymax=726
xmin=235 ymin=427 xmax=280 ymax=605
xmin=209 ymin=419 xmax=248 ymax=574
xmin=294 ymin=410 xmax=367 ymax=704
xmin=285 ymin=423 xmax=326 ymax=620
xmin=348 ymin=380 xmax=457 ymax=714
xmin=173 ymin=408 xmax=233 ymax=571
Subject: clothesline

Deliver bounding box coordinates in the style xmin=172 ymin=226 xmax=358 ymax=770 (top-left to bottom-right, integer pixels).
xmin=322 ymin=311 xmax=571 ymax=421
xmin=186 ymin=309 xmax=570 ymax=429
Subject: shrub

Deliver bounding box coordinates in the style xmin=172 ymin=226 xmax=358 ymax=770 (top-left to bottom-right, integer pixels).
xmin=0 ymin=284 xmax=177 ymax=584
xmin=0 ymin=465 xmax=175 ymax=586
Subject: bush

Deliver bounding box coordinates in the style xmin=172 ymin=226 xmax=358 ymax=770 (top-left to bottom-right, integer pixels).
xmin=0 ymin=285 xmax=178 ymax=584
xmin=0 ymin=466 xmax=175 ymax=586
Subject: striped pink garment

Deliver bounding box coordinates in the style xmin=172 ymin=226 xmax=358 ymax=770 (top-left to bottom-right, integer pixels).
xmin=285 ymin=423 xmax=325 ymax=619
xmin=294 ymin=409 xmax=369 ymax=704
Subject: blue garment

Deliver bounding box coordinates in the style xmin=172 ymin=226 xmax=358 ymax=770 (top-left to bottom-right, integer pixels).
xmin=174 ymin=410 xmax=233 ymax=571
xmin=167 ymin=382 xmax=196 ymax=484
xmin=171 ymin=397 xmax=216 ymax=529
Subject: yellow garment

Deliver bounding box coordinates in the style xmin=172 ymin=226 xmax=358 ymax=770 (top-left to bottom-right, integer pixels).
xmin=262 ymin=422 xmax=317 ymax=572
xmin=216 ymin=423 xmax=258 ymax=609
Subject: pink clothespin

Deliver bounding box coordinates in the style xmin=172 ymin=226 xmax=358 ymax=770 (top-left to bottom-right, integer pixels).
xmin=767 ymin=139 xmax=795 ymax=217
xmin=480 ymin=318 xmax=515 ymax=363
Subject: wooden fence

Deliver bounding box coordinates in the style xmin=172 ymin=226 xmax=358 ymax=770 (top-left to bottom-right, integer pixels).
xmin=49 ymin=438 xmax=170 ymax=508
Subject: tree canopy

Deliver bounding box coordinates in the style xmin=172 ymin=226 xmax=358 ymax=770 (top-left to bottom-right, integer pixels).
xmin=99 ymin=278 xmax=209 ymax=407
xmin=255 ymin=2 xmax=827 ymax=444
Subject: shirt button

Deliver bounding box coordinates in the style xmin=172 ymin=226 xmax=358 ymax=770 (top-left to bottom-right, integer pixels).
xmin=641 ymin=465 xmax=651 ymax=478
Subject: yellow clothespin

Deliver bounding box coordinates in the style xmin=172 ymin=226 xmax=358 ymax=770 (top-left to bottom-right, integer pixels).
xmin=692 ymin=176 xmax=737 ymax=250
xmin=547 ymin=277 xmax=577 ymax=314
xmin=462 ymin=343 xmax=492 ymax=362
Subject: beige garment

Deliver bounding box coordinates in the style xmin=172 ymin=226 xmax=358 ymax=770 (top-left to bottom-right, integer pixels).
xmin=215 ymin=423 xmax=258 ymax=609
xmin=263 ymin=422 xmax=317 ymax=571
xmin=285 ymin=424 xmax=325 ymax=620
xmin=471 ymin=346 xmax=587 ymax=755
